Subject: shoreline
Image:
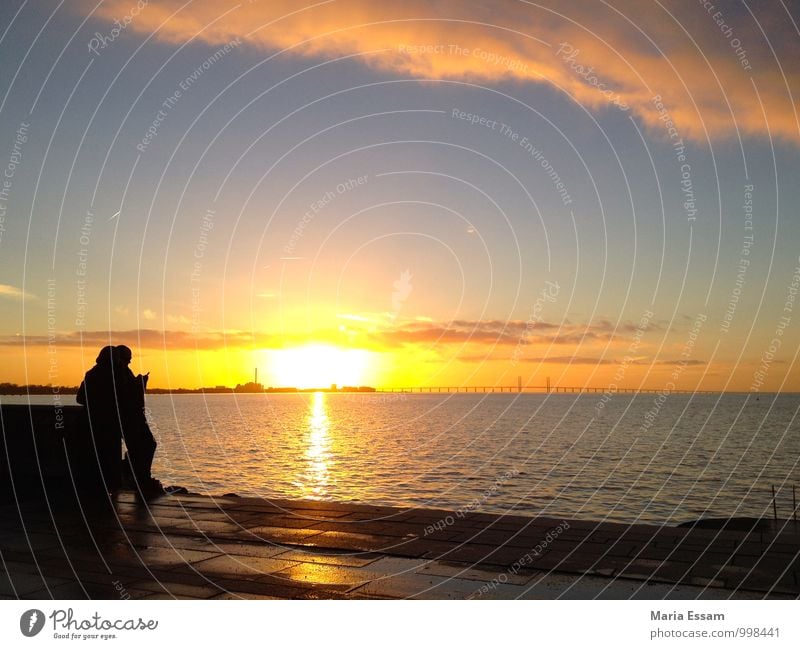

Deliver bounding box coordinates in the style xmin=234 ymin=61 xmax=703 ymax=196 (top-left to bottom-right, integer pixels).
xmin=4 ymin=389 xmax=800 ymax=396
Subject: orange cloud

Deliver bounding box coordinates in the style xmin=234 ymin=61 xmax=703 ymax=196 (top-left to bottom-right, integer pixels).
xmin=0 ymin=317 xmax=649 ymax=351
xmin=86 ymin=0 xmax=799 ymax=142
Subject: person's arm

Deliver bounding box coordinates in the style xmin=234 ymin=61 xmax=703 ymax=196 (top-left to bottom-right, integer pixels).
xmin=76 ymin=380 xmax=86 ymax=405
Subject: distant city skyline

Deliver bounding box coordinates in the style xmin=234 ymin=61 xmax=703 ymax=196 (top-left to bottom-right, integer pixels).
xmin=1 ymin=1 xmax=799 ymax=392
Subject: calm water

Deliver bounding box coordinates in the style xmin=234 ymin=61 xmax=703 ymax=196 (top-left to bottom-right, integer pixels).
xmin=6 ymin=392 xmax=800 ymax=525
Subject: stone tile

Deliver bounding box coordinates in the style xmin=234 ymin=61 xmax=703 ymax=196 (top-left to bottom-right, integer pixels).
xmin=108 ymin=531 xmax=215 ymax=552
xmin=22 ymin=581 xmax=154 ymax=600
xmin=371 ymin=538 xmax=453 ymax=559
xmin=97 ymin=543 xmax=221 ymax=569
xmin=284 ymin=508 xmax=355 ymax=520
xmin=339 ymin=510 xmax=419 ymax=523
xmin=192 ymin=540 xmax=291 ymax=558
xmin=291 ymin=588 xmax=352 ymax=599
xmin=273 ymin=548 xmax=380 ymax=567
xmin=272 ymin=556 xmax=424 ymax=590
xmin=116 ymin=514 xmax=192 ymax=528
xmin=126 ymin=579 xmax=223 ymax=599
xmin=0 ymin=570 xmax=71 ymax=597
xmin=271 ymin=564 xmax=373 ymax=588
xmin=171 ymin=520 xmax=253 ymax=536
xmin=224 ymin=503 xmax=286 ymax=516
xmin=0 ymin=532 xmax=65 ymax=552
xmin=210 ymin=591 xmax=281 ymax=599
xmin=350 ymin=573 xmax=499 ymax=599
xmin=429 ymin=542 xmax=514 ymax=566
xmin=243 ymin=526 xmax=326 ymax=544
xmin=310 ymin=521 xmax=424 ymax=539
xmin=5 ymin=489 xmax=798 ymax=600
xmin=190 ymin=554 xmax=301 ymax=580
xmin=304 ymin=530 xmax=402 ymax=553
xmin=212 ymin=576 xmax=310 ymax=599
xmin=363 ymin=556 xmax=429 ymax=573
xmin=247 ymin=515 xmax=322 ymax=529
xmin=446 ymin=528 xmax=542 ymax=547
xmin=518 ymin=572 xmax=766 ymax=600
xmin=416 ymin=560 xmax=531 ymax=585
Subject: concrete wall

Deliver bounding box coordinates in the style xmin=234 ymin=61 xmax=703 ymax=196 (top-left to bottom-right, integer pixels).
xmin=0 ymin=404 xmax=113 ymax=499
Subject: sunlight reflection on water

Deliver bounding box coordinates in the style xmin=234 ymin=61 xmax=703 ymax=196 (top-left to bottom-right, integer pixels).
xmin=14 ymin=392 xmax=800 ymax=524
xmin=301 ymin=391 xmax=331 ymax=498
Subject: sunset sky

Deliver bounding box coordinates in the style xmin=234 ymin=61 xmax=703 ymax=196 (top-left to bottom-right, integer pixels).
xmin=1 ymin=1 xmax=799 ymax=391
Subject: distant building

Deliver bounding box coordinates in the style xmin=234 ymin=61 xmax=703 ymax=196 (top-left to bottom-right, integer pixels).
xmin=234 ymin=382 xmax=263 ymax=393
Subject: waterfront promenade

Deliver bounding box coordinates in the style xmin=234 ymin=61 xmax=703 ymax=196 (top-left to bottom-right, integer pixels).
xmin=1 ymin=491 xmax=798 ymax=599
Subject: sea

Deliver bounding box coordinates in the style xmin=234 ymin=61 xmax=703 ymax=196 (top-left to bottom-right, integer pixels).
xmin=5 ymin=392 xmax=800 ymax=526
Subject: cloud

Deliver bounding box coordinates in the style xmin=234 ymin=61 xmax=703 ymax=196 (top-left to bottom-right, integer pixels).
xmin=0 ymin=315 xmax=646 ymax=351
xmin=0 ymin=329 xmax=272 ymax=350
xmin=457 ymin=354 xmax=706 ymax=366
xmin=0 ymin=284 xmax=36 ymax=300
xmin=655 ymin=359 xmax=706 ymax=366
xmin=366 ymin=318 xmax=622 ymax=347
xmin=87 ymin=0 xmax=800 ymax=142
xmin=459 ymin=353 xmax=617 ymax=364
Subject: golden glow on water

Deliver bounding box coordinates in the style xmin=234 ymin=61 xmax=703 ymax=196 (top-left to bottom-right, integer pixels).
xmin=302 ymin=391 xmax=331 ymax=498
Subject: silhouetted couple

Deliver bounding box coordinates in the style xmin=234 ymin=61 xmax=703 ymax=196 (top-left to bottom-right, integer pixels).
xmin=77 ymin=345 xmax=162 ymax=498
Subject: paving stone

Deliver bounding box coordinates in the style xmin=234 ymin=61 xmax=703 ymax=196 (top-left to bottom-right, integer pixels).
xmin=423 ymin=542 xmax=499 ymax=565
xmin=190 ymin=554 xmax=301 ymax=580
xmin=349 ymin=573 xmax=494 ymax=599
xmin=375 ymin=538 xmax=454 ymax=559
xmin=172 ymin=520 xmax=254 ymax=536
xmin=23 ymin=581 xmax=155 ymax=600
xmin=284 ymin=508 xmax=355 ymax=520
xmin=247 ymin=515 xmax=324 ymax=529
xmin=244 ymin=526 xmax=326 ymax=544
xmin=271 ymin=564 xmax=374 ymax=588
xmin=0 ymin=570 xmax=71 ymax=597
xmin=0 ymin=532 xmax=65 ymax=552
xmin=273 ymin=548 xmax=380 ymax=567
xmin=210 ymin=591 xmax=281 ymax=599
xmin=415 ymin=560 xmax=531 ymax=585
xmin=4 ymin=489 xmax=798 ymax=599
xmin=126 ymin=579 xmax=223 ymax=599
xmin=305 ymin=530 xmax=405 ymax=553
xmin=211 ymin=576 xmax=310 ymax=599
xmin=338 ymin=510 xmax=419 ymax=523
xmin=192 ymin=540 xmax=292 ymax=558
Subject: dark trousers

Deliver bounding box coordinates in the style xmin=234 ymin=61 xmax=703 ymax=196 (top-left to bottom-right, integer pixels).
xmin=123 ymin=423 xmax=157 ymax=485
xmin=83 ymin=413 xmax=123 ymax=492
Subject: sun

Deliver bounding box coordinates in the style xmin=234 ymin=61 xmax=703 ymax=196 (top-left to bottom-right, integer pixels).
xmin=265 ymin=344 xmax=374 ymax=389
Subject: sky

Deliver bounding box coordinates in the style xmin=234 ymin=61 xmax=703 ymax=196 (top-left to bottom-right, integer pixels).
xmin=0 ymin=0 xmax=799 ymax=391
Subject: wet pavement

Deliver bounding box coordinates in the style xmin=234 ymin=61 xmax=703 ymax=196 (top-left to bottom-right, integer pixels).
xmin=1 ymin=491 xmax=798 ymax=599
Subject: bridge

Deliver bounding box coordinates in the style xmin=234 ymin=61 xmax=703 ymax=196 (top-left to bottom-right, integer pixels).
xmin=374 ymin=379 xmax=713 ymax=395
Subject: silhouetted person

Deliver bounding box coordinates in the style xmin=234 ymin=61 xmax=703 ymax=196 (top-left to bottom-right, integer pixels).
xmin=76 ymin=345 xmax=162 ymax=498
xmin=76 ymin=346 xmax=123 ymax=492
xmin=114 ymin=345 xmax=161 ymax=496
